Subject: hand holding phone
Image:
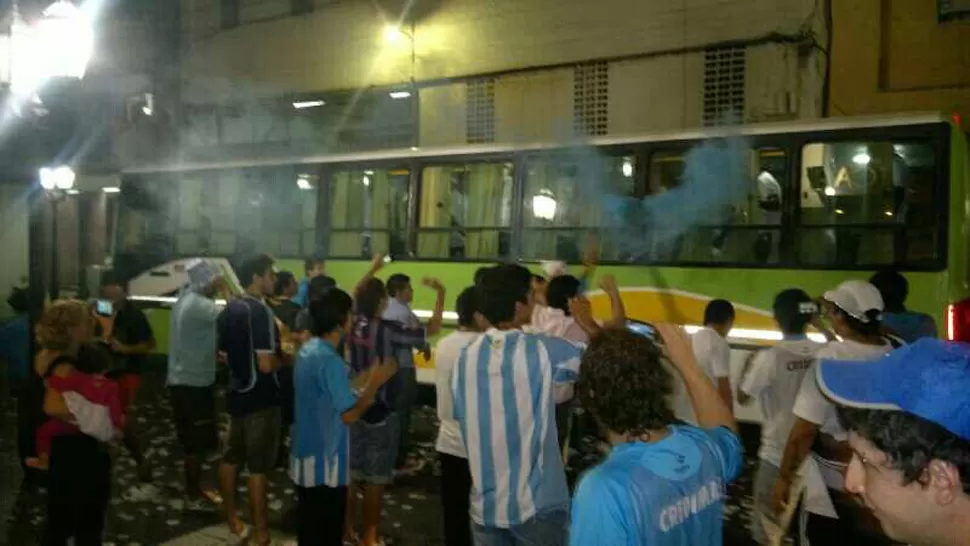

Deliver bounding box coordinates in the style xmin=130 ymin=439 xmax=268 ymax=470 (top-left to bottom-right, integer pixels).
xmin=95 ymin=299 xmax=113 ymax=317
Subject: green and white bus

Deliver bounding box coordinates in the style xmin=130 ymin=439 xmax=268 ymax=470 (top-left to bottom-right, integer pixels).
xmin=116 ymin=112 xmax=969 ymax=420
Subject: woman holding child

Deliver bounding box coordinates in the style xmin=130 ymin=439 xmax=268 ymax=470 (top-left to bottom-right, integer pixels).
xmin=32 ymin=300 xmax=116 ymax=546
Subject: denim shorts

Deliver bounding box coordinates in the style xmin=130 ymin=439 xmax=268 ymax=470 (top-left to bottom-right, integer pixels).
xmin=350 ymin=411 xmax=400 ymax=485
xmin=472 ymin=509 xmax=569 ymax=546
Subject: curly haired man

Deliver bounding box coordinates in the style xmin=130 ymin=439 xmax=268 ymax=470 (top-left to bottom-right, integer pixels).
xmin=570 ymin=325 xmax=743 ymax=546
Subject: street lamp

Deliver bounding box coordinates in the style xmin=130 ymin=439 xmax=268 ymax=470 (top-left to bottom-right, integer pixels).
xmin=39 ymin=165 xmax=76 ymax=191
xmin=38 ymin=165 xmax=75 ymax=300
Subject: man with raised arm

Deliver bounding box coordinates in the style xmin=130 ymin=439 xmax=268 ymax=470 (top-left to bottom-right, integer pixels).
xmin=570 ymin=324 xmax=743 ymax=545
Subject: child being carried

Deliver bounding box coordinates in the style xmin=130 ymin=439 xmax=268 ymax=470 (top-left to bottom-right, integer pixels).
xmin=27 ymin=370 xmax=125 ymax=470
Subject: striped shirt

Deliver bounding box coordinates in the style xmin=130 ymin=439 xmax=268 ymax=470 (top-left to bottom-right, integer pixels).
xmin=290 ymin=338 xmax=356 ymax=488
xmin=347 ymin=314 xmax=426 ymax=424
xmin=451 ymin=328 xmax=583 ymax=528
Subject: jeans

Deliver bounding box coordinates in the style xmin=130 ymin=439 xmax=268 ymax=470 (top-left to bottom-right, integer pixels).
xmin=472 ymin=509 xmax=569 ymax=546
xmin=395 ymin=366 xmax=418 ymax=467
xmin=751 ymin=460 xmax=780 ymax=545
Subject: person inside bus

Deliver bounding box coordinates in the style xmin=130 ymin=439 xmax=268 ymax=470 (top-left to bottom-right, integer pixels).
xmin=218 ymin=254 xmax=287 ymax=546
xmin=570 ymin=325 xmax=743 ymax=546
xmin=691 ymin=299 xmax=735 ymax=415
xmin=772 ymin=280 xmax=897 ymax=545
xmin=293 ymin=254 xmax=326 ymax=308
xmin=382 ymin=273 xmax=446 ymax=474
xmin=452 ymin=264 xmax=597 ymax=546
xmin=167 ymin=260 xmax=231 ymax=510
xmin=737 ymin=288 xmax=822 ymax=544
xmin=434 ymin=286 xmax=487 ymax=546
xmin=97 ymin=274 xmax=156 ymax=483
xmin=869 ymin=268 xmax=938 ymax=343
xmin=819 ymin=339 xmax=970 ymax=546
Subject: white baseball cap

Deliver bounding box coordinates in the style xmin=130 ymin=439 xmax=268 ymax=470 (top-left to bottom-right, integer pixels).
xmin=823 ymin=280 xmax=884 ymax=323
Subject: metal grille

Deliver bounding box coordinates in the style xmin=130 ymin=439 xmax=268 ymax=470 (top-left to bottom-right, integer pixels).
xmin=703 ymin=46 xmax=746 ymax=126
xmin=573 ymin=63 xmax=609 ymax=136
xmin=465 ymin=79 xmax=495 ymax=144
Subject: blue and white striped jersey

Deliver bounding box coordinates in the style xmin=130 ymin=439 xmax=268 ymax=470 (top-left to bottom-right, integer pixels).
xmin=451 ymin=328 xmax=583 ymax=528
xmin=290 ymin=338 xmax=356 ymax=488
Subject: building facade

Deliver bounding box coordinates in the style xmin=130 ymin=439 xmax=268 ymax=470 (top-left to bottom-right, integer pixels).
xmin=168 ymin=0 xmax=829 ymax=162
xmin=828 ymin=0 xmax=970 ymax=126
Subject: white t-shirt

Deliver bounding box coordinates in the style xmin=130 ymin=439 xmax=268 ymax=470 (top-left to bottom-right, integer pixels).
xmin=691 ymin=327 xmax=731 ymax=381
xmin=434 ymin=330 xmax=480 ymax=458
xmin=740 ymin=338 xmax=821 ymax=466
xmin=792 ymin=339 xmax=893 ymax=514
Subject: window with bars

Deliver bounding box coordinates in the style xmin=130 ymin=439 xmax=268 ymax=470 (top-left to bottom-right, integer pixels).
xmin=703 ymin=47 xmax=746 ymax=126
xmin=466 ymin=79 xmax=496 ymax=144
xmin=573 ymin=63 xmax=609 ymax=136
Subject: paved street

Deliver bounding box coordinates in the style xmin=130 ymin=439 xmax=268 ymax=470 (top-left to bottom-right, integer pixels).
xmin=2 ymin=369 xmax=764 ymax=545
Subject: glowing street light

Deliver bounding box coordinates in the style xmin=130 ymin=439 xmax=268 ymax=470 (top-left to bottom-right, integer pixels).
xmin=383 ymin=25 xmax=409 ymax=43
xmin=39 ymin=165 xmax=75 ymax=191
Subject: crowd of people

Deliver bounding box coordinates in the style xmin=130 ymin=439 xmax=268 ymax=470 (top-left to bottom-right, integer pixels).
xmin=20 ymin=249 xmax=970 ymax=546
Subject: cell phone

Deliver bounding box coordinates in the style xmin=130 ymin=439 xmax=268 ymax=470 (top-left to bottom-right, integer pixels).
xmin=95 ymin=299 xmax=113 ymax=317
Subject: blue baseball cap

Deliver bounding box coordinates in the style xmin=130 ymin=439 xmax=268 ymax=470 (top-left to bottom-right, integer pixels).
xmin=817 ymin=338 xmax=970 ymax=441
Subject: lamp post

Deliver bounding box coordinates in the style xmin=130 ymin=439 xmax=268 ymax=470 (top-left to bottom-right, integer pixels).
xmin=38 ymin=166 xmax=75 ymax=300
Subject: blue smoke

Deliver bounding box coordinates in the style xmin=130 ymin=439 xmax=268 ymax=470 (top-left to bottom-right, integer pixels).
xmin=602 ymin=136 xmax=753 ymax=260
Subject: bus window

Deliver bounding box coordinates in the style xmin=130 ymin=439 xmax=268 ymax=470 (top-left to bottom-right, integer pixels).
xmin=522 ymin=154 xmax=635 ymax=261
xmin=417 ymin=162 xmax=513 ymax=260
xmin=328 ymin=168 xmax=410 ymax=258
xmin=642 ymin=147 xmax=787 ymax=265
xmin=174 ymin=167 xmax=317 ymax=259
xmin=117 ymin=175 xmax=177 ymax=280
xmin=798 ymin=141 xmax=938 ymax=267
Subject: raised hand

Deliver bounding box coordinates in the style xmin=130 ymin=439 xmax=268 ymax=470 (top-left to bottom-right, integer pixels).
xmin=370 ymin=253 xmax=388 ymax=272
xmin=421 ymin=277 xmax=444 ymax=292
xmin=654 ymin=323 xmax=697 ymax=373
xmin=598 ymin=274 xmax=618 ymax=294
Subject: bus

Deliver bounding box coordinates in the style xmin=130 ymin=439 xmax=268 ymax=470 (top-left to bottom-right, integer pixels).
xmin=116 ymin=112 xmax=969 ymax=422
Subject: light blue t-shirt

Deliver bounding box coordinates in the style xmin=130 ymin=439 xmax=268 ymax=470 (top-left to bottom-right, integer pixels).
xmin=383 ymin=298 xmax=421 ymax=369
xmin=570 ymin=425 xmax=744 ymax=546
xmin=167 ymin=290 xmax=222 ymax=387
xmin=290 ymin=337 xmax=357 ymax=488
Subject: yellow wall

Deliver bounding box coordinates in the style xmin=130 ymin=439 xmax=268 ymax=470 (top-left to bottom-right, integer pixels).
xmin=829 ymin=0 xmax=970 ymax=123
xmin=180 ymin=0 xmax=822 ymax=98
xmin=176 ymin=0 xmax=826 ymax=149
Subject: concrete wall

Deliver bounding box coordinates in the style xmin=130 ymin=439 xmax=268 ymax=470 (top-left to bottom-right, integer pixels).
xmin=829 ymin=0 xmax=970 ymax=123
xmin=171 ymin=0 xmax=826 ymax=155
xmin=181 ymin=0 xmax=820 ymax=95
